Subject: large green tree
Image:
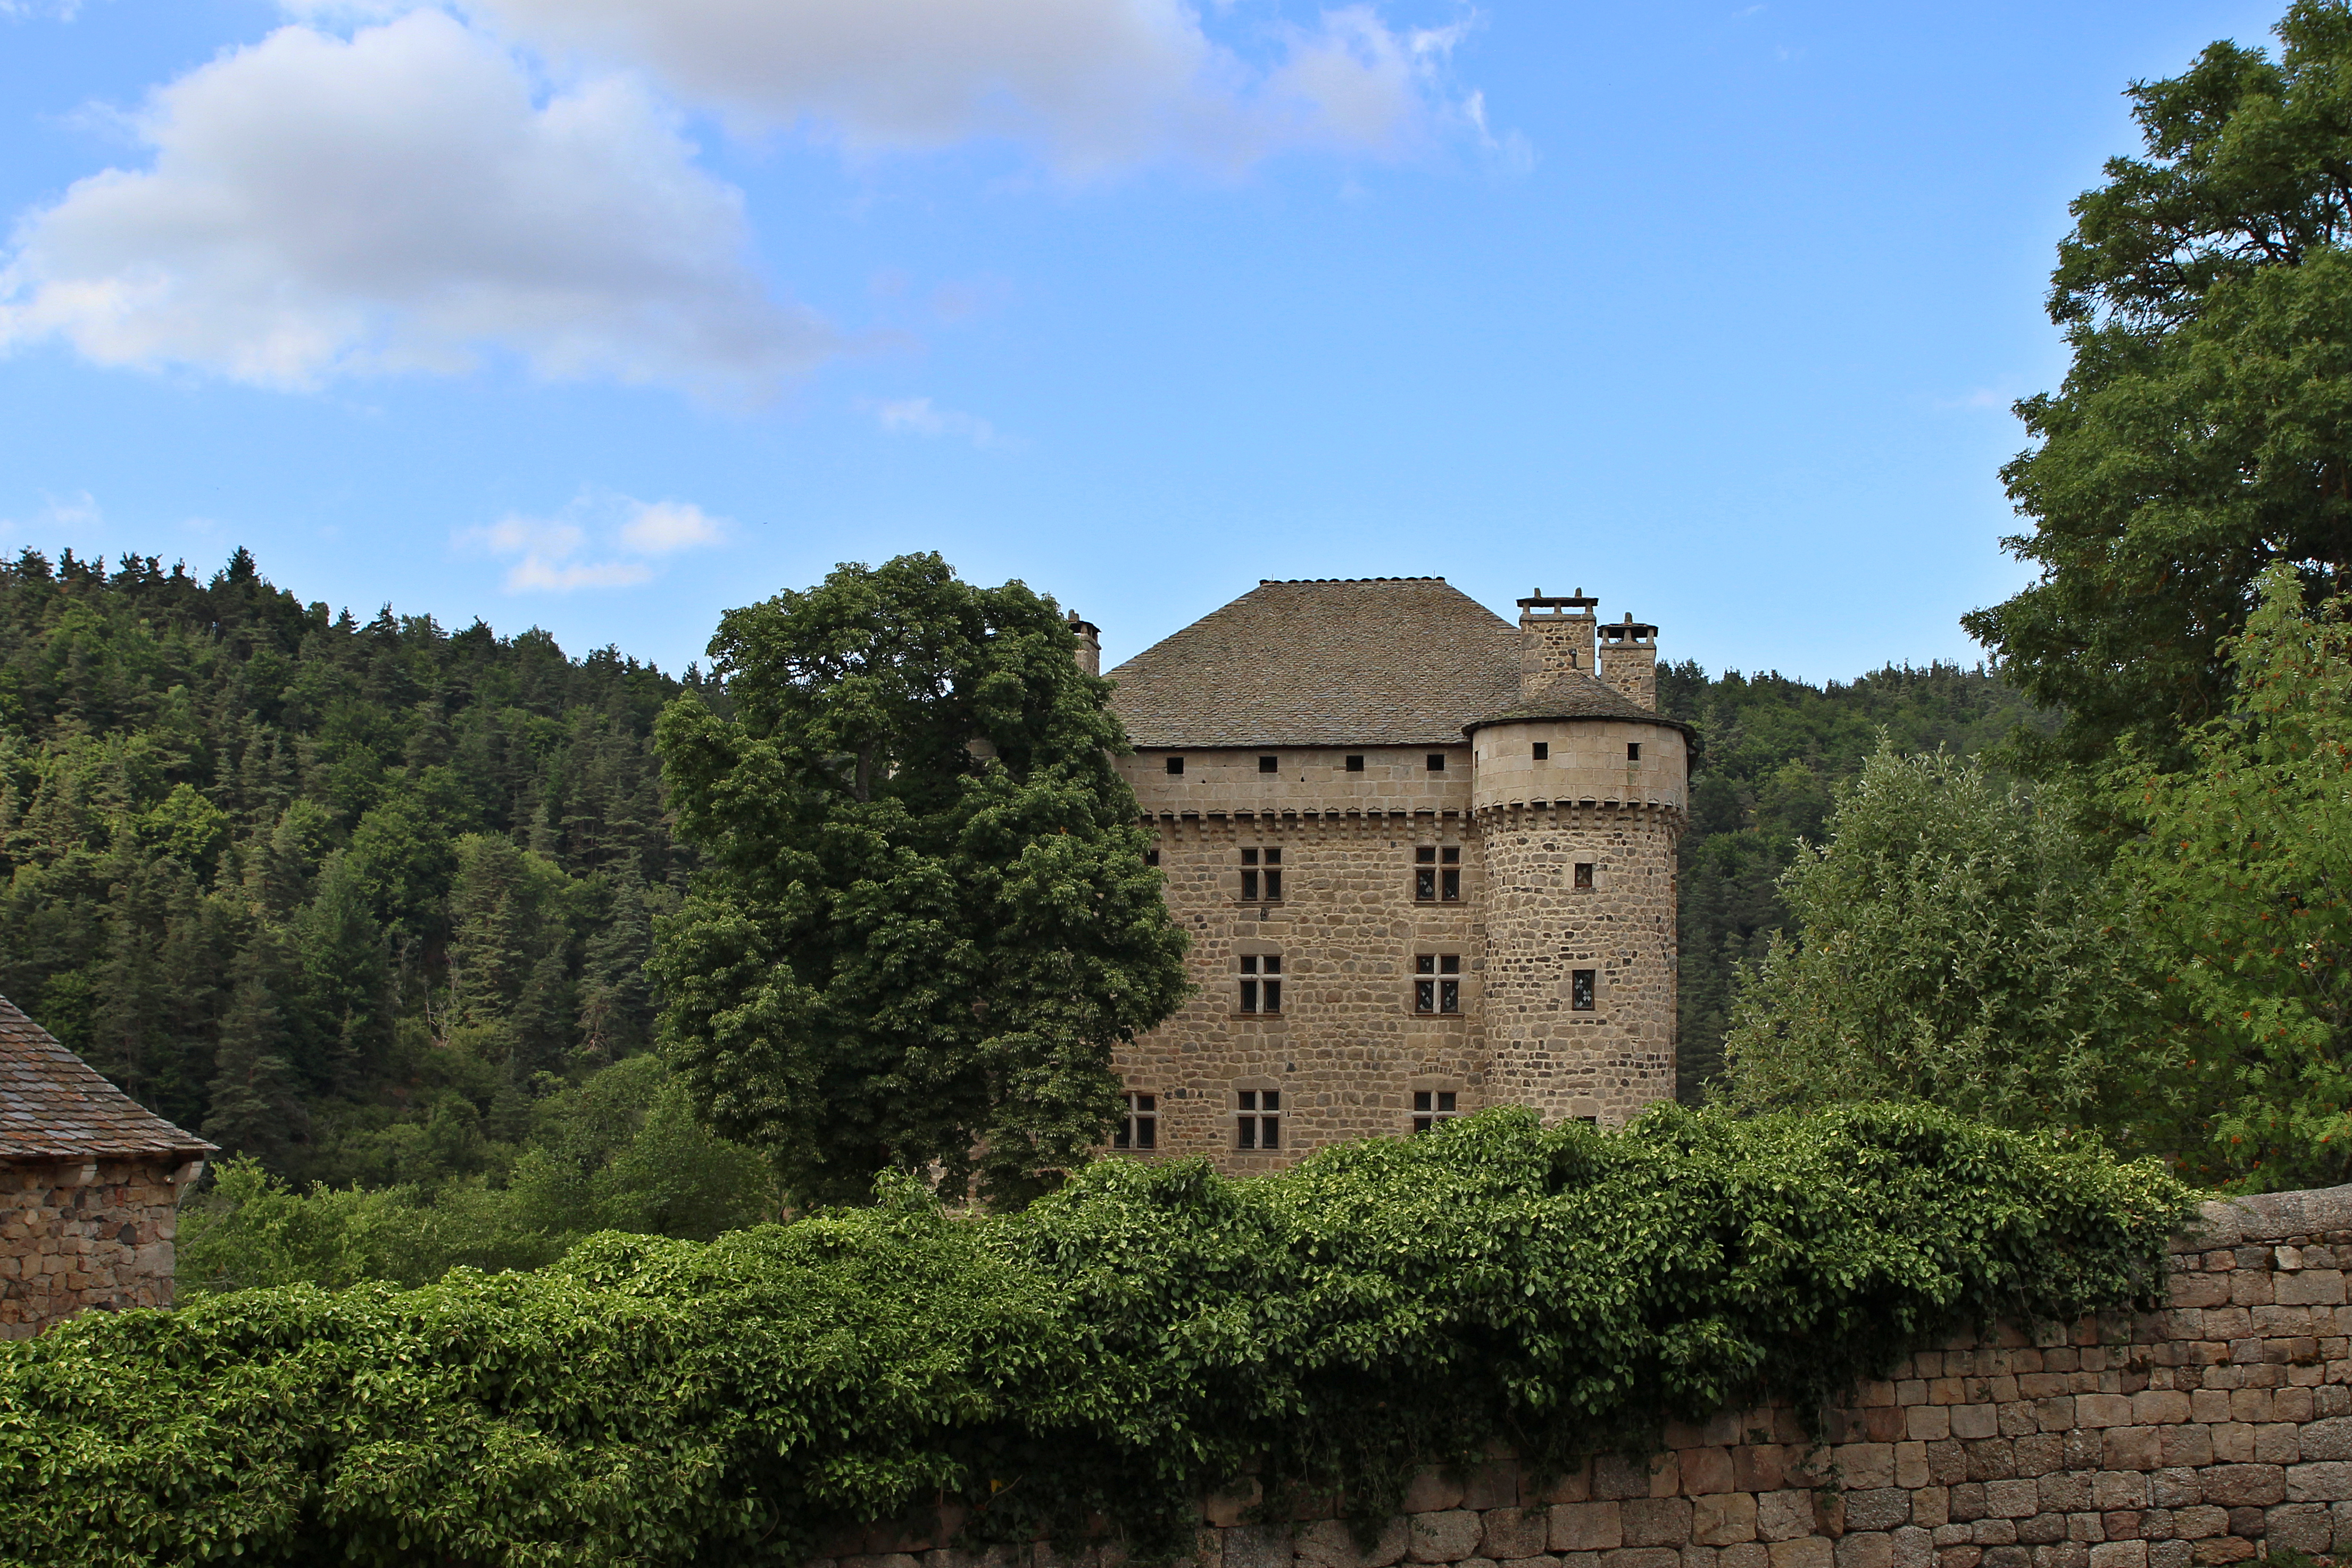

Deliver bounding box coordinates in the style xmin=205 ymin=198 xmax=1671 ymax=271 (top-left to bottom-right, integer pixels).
xmin=1718 ymin=743 xmax=2138 ymax=1130
xmin=651 ymin=553 xmax=1189 ymax=1208
xmin=2108 ymin=566 xmax=2352 ymax=1189
xmin=1966 ymin=1 xmax=2352 ymax=770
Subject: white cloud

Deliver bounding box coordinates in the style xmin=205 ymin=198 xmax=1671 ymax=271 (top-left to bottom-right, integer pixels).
xmin=0 ymin=489 xmax=104 ymax=540
xmin=869 ymin=394 xmax=1000 ymax=447
xmin=467 ymin=488 xmax=728 ymax=592
xmin=467 ymin=0 xmax=1480 ymax=176
xmin=619 ymin=497 xmax=726 ymax=553
xmin=0 ymin=10 xmax=835 ymax=397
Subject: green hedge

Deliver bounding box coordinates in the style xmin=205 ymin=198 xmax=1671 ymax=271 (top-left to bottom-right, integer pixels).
xmin=0 ymin=1104 xmax=2192 ymax=1567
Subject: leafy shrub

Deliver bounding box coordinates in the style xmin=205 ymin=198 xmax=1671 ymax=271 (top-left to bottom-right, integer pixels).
xmin=1 ymin=1103 xmax=2191 ymax=1567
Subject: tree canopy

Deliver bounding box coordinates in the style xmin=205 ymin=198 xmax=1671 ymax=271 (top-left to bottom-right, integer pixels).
xmin=1965 ymin=0 xmax=2352 ymax=769
xmin=652 ymin=553 xmax=1189 ymax=1208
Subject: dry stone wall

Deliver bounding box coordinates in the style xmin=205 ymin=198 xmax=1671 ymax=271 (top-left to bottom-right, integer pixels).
xmin=794 ymin=1186 xmax=2352 ymax=1568
xmin=0 ymin=1155 xmax=193 ymax=1339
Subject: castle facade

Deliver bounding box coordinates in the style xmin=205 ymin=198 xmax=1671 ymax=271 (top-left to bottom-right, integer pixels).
xmin=1088 ymin=577 xmax=1688 ymax=1172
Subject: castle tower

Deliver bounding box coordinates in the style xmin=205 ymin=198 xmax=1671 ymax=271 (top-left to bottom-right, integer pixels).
xmin=1469 ymin=600 xmax=1685 ymax=1127
xmin=1597 ymin=614 xmax=1659 ymax=711
xmin=1516 ymin=590 xmax=1597 ymax=696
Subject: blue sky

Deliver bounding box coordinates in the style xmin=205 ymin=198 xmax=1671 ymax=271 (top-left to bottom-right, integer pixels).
xmin=0 ymin=0 xmax=2293 ymax=681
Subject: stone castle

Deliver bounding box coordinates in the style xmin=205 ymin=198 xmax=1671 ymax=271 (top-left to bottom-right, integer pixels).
xmin=1085 ymin=577 xmax=1688 ymax=1171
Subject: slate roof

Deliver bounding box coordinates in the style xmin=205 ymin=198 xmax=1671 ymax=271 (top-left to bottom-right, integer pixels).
xmin=1464 ymin=671 xmax=1689 ymax=733
xmin=1106 ymin=578 xmax=1682 ymax=747
xmin=0 ymin=994 xmax=216 ymax=1160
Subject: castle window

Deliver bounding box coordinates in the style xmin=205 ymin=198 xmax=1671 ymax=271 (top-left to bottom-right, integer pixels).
xmin=1345 ymin=755 xmax=1365 ymax=772
xmin=1533 ymin=741 xmax=1549 ymax=762
xmin=1574 ymin=862 xmax=1593 ymax=890
xmin=1412 ymin=1090 xmax=1458 ymax=1133
xmin=1571 ymin=969 xmax=1596 ymax=1011
xmin=1414 ymin=954 xmax=1461 ymax=1014
xmin=1112 ymin=1092 xmax=1157 ymax=1150
xmin=1145 ymin=849 xmax=1160 ymax=868
xmin=1166 ymin=756 xmax=1184 ymax=775
xmin=1239 ymin=954 xmax=1282 ymax=1013
xmin=1426 ymin=753 xmax=1447 ymax=772
xmin=1258 ymin=755 xmax=1278 ymax=773
xmin=1415 ymin=847 xmax=1436 ymax=902
xmin=1414 ymin=847 xmax=1460 ymax=903
xmin=1236 ymin=1090 xmax=1281 ymax=1150
xmin=1240 ymin=847 xmax=1282 ymax=902
xmin=1441 ymin=847 xmax=1460 ymax=902
xmin=1627 ymin=743 xmax=1641 ymax=762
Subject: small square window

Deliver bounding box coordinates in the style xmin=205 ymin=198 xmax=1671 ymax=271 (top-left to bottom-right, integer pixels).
xmin=1166 ymin=756 xmax=1184 ymax=775
xmin=1532 ymin=741 xmax=1549 ymax=761
xmin=1441 ymin=847 xmax=1459 ymax=864
xmin=1571 ymin=969 xmax=1596 ymax=1011
xmin=1242 ymin=847 xmax=1259 ymax=865
xmin=1412 ymin=1090 xmax=1460 ymax=1133
xmin=1113 ymin=1092 xmax=1157 ymax=1150
xmin=1144 ymin=849 xmax=1160 ymax=867
xmin=1416 ymin=847 xmax=1436 ymax=863
xmin=1426 ymin=753 xmax=1447 ymax=772
xmin=1574 ymin=863 xmax=1593 ymax=890
xmin=1237 ymin=1089 xmax=1281 ymax=1149
xmin=1259 ymin=755 xmax=1279 ymax=773
xmin=1345 ymin=755 xmax=1365 ymax=772
xmin=1440 ymin=955 xmax=1460 ymax=974
xmin=1627 ymin=743 xmax=1641 ymax=762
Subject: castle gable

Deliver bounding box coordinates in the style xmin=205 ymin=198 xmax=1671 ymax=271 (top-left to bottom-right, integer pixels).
xmin=0 ymin=995 xmax=214 ymax=1160
xmin=1106 ymin=577 xmax=1520 ymax=748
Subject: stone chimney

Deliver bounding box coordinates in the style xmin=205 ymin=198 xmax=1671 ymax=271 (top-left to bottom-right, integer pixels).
xmin=1597 ymin=613 xmax=1660 ymax=711
xmin=1068 ymin=611 xmax=1101 ymax=678
xmin=1516 ymin=589 xmax=1597 ymax=699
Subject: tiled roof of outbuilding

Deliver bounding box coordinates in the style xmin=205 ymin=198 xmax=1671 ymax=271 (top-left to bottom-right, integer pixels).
xmin=0 ymin=994 xmax=216 ymax=1160
xmin=1107 ymin=578 xmax=1525 ymax=747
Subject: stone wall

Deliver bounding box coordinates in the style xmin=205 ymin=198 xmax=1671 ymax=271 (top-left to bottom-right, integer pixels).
xmin=794 ymin=1186 xmax=2352 ymax=1568
xmin=0 ymin=1154 xmax=196 ymax=1339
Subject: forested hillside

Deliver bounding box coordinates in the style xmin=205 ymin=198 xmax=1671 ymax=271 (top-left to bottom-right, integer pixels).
xmin=1658 ymin=660 xmax=2051 ymax=1098
xmin=0 ymin=546 xmax=716 ymax=1189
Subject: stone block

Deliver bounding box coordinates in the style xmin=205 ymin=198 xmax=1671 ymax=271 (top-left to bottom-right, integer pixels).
xmin=2183 ymin=1541 xmax=2251 ymax=1566
xmin=1595 ymin=1460 xmax=1653 ymax=1503
xmin=1406 ymin=1474 xmax=1467 ymax=1515
xmin=1623 ymin=1503 xmax=1693 ymax=1551
xmin=1766 ymin=1542 xmax=1831 ymax=1568
xmin=1228 ymin=1528 xmax=1296 ymax=1568
xmin=2264 ymin=1503 xmax=2331 ymax=1553
xmin=1892 ymin=1530 xmax=1932 ymax=1568
xmin=1485 ymin=1513 xmax=1552 ymax=1561
xmin=1836 ymin=1536 xmax=1893 ymax=1568
xmin=1721 ymin=1545 xmax=1770 ymax=1568
xmin=1910 ymin=1411 xmax=1952 ymax=1444
xmin=2076 ymin=1399 xmax=2134 ymax=1430
xmin=2086 ymin=1545 xmax=2145 ymax=1568
xmin=1843 ymin=1493 xmax=1909 ymax=1534
xmin=2016 ymin=1517 xmax=2065 ymax=1547
xmin=2101 ymin=1431 xmax=2160 ymax=1473
xmin=1410 ymin=1514 xmax=1483 ymax=1564
xmin=1913 ymin=1493 xmax=1949 ymax=1532
xmin=2156 ymin=1429 xmax=2211 ymax=1471
xmin=1683 ymin=1452 xmax=1734 ymax=1497
xmin=1836 ymin=1448 xmax=1894 ymax=1492
xmin=2275 ymin=1270 xmax=2346 ymax=1306
xmin=1987 ymin=1484 xmax=2039 ymax=1522
xmin=1468 ymin=1466 xmax=1523 ymax=1513
xmin=1693 ymin=1496 xmax=1757 ymax=1547
xmin=2092 ymin=1477 xmax=2148 ymax=1514
xmin=2252 ymin=1425 xmax=2299 ymax=1466
xmin=1553 ymin=1505 xmax=1624 ymax=1553
xmin=2039 ymin=1478 xmax=2090 ymax=1515
xmin=2148 ymin=1473 xmax=2198 ymax=1511
xmin=2195 ymin=1469 xmax=2282 ymax=1509
xmin=1600 ymin=1551 xmax=1681 ymax=1568
xmin=2288 ymin=1461 xmax=2352 ymax=1503
xmin=2301 ymin=1416 xmax=2352 ymax=1462
xmin=1298 ymin=1519 xmax=1408 ymax=1568
xmin=1735 ymin=1450 xmax=1787 ymax=1495
xmin=1758 ymin=1495 xmax=1815 ymax=1545
xmin=1965 ymin=1445 xmax=2016 ymax=1484
xmin=1972 ymin=1524 xmax=2016 ymax=1548
xmin=2167 ymin=1509 xmax=2226 ymax=1542
xmin=2129 ymin=1395 xmax=2189 ymax=1427
xmin=1897 ymin=1447 xmax=1931 ymax=1492
xmin=1937 ymin=1548 xmax=1981 ymax=1568
xmin=2143 ymin=1545 xmax=2189 ymax=1568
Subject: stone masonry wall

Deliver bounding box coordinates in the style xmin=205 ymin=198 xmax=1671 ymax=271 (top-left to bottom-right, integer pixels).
xmin=1477 ymin=802 xmax=1678 ymax=1125
xmin=1114 ymin=810 xmax=1490 ymax=1171
xmin=0 ymin=1154 xmax=194 ymax=1339
xmin=794 ymin=1186 xmax=2352 ymax=1568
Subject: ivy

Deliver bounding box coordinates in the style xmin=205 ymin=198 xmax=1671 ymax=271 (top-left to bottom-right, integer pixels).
xmin=0 ymin=1103 xmax=2192 ymax=1567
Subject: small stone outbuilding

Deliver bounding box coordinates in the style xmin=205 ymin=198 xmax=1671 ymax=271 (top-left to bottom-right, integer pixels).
xmin=0 ymin=993 xmax=215 ymax=1338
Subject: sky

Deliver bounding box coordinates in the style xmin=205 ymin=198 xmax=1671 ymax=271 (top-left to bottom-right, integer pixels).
xmin=0 ymin=0 xmax=2298 ymax=682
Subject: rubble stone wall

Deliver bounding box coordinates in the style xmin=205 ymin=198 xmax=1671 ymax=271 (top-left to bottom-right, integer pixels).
xmin=796 ymin=1186 xmax=2352 ymax=1568
xmin=0 ymin=1154 xmax=194 ymax=1339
